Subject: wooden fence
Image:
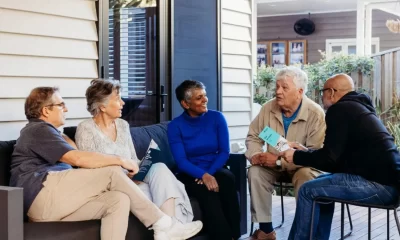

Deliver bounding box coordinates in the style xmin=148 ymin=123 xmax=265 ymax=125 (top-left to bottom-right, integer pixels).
xmin=370 ymin=47 xmax=400 ymax=112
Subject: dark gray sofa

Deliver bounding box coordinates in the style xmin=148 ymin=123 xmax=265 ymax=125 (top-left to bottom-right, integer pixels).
xmin=0 ymin=122 xmax=247 ymax=240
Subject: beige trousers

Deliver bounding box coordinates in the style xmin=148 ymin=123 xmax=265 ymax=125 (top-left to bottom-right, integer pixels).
xmin=248 ymin=166 xmax=321 ymax=222
xmin=28 ymin=166 xmax=164 ymax=240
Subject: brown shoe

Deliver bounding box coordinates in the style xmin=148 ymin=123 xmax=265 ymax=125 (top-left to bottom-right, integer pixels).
xmin=242 ymin=229 xmax=276 ymax=240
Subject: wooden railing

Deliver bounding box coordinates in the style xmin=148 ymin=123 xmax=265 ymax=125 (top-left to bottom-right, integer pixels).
xmin=370 ymin=47 xmax=400 ymax=112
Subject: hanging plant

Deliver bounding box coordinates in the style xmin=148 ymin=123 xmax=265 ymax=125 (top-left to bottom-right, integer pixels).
xmin=386 ymin=19 xmax=400 ymax=34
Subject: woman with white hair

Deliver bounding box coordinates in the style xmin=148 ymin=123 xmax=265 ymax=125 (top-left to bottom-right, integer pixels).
xmin=75 ymin=79 xmax=198 ymax=227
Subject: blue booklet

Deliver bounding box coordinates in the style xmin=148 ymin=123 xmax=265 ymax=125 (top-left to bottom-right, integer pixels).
xmin=132 ymin=139 xmax=161 ymax=181
xmin=258 ymin=126 xmax=290 ymax=152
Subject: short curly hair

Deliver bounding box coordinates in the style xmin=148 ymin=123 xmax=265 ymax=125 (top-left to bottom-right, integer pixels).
xmin=85 ymin=79 xmax=121 ymax=116
xmin=175 ymin=80 xmax=205 ymax=103
xmin=25 ymin=87 xmax=59 ymax=120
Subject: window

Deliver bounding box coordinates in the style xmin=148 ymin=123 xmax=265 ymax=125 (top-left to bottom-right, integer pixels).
xmin=325 ymin=38 xmax=380 ymax=59
xmin=108 ymin=0 xmax=156 ymax=98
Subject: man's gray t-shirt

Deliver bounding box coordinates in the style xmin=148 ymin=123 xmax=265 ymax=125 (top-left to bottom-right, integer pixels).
xmin=10 ymin=119 xmax=75 ymax=214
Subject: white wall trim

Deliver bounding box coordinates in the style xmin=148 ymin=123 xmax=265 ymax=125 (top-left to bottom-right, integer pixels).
xmin=251 ymin=0 xmax=257 ymax=120
xmin=257 ymin=9 xmax=356 ymax=18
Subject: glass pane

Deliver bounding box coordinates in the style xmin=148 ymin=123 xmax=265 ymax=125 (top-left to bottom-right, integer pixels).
xmin=348 ymin=45 xmax=356 ymax=55
xmin=108 ymin=0 xmax=158 ymax=126
xmin=331 ymin=46 xmax=342 ymax=53
xmin=109 ymin=0 xmax=156 ymax=98
xmin=372 ymin=45 xmax=376 ymax=54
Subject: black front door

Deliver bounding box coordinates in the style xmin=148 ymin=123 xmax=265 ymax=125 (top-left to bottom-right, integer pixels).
xmin=103 ymin=0 xmax=170 ymax=126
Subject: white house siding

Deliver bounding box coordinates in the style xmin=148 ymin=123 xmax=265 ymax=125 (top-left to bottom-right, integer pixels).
xmin=221 ymin=0 xmax=255 ymax=146
xmin=0 ymin=0 xmax=98 ymax=140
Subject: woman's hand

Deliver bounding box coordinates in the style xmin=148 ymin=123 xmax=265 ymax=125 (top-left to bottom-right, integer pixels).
xmin=195 ymin=179 xmax=204 ymax=184
xmin=132 ymin=180 xmax=143 ymax=185
xmin=202 ymin=173 xmax=219 ymax=192
xmin=121 ymin=159 xmax=139 ymax=175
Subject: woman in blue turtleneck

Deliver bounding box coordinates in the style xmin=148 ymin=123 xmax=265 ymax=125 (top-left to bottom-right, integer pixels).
xmin=168 ymin=80 xmax=240 ymax=240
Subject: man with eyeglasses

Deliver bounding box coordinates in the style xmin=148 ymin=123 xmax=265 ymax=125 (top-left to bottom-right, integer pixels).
xmin=9 ymin=87 xmax=203 ymax=240
xmin=282 ymin=73 xmax=400 ymax=239
xmin=245 ymin=66 xmax=326 ymax=240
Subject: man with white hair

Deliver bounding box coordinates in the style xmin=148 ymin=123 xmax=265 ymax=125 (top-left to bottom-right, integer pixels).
xmin=245 ymin=66 xmax=326 ymax=240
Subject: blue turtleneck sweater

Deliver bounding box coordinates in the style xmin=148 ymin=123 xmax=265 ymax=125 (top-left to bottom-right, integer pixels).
xmin=167 ymin=110 xmax=230 ymax=179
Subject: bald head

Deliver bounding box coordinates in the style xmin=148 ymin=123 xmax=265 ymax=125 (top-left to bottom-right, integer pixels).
xmin=321 ymin=74 xmax=355 ymax=110
xmin=324 ymin=74 xmax=355 ymax=95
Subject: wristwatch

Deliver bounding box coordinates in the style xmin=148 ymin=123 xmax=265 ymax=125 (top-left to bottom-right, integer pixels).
xmin=276 ymin=156 xmax=282 ymax=169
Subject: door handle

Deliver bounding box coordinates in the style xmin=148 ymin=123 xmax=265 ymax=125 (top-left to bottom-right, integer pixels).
xmin=145 ymin=85 xmax=167 ymax=112
xmin=160 ymin=85 xmax=166 ymax=112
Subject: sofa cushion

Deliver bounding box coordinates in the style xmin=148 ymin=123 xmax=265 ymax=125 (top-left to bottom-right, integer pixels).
xmin=130 ymin=122 xmax=176 ymax=170
xmin=24 ymin=200 xmax=204 ymax=240
xmin=24 ymin=221 xmax=101 ymax=240
xmin=190 ymin=197 xmax=202 ymax=221
xmin=0 ymin=140 xmax=16 ymax=186
xmin=24 ymin=214 xmax=152 ymax=240
xmin=63 ymin=126 xmax=77 ymax=143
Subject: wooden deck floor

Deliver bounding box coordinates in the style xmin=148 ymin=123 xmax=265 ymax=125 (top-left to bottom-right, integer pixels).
xmin=241 ymin=195 xmax=400 ymax=240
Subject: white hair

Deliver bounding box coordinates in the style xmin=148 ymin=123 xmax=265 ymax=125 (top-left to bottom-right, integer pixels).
xmin=275 ymin=66 xmax=308 ymax=95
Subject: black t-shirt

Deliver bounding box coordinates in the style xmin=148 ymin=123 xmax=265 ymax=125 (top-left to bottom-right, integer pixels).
xmin=10 ymin=119 xmax=75 ymax=214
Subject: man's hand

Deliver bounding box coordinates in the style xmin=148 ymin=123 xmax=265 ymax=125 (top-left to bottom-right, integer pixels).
xmin=258 ymin=152 xmax=279 ymax=167
xmin=281 ymin=149 xmax=295 ymax=163
xmin=288 ymin=142 xmax=308 ymax=151
xmin=202 ymin=173 xmax=219 ymax=192
xmin=250 ymin=153 xmax=261 ymax=165
xmin=121 ymin=159 xmax=139 ymax=175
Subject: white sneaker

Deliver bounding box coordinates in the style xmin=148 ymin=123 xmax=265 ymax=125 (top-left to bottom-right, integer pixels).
xmin=152 ymin=216 xmax=203 ymax=240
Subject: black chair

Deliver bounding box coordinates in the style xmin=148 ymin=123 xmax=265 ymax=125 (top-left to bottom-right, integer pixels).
xmin=249 ymin=175 xmax=294 ymax=236
xmin=311 ymin=196 xmax=400 ymax=240
xmin=249 ymin=177 xmax=353 ymax=239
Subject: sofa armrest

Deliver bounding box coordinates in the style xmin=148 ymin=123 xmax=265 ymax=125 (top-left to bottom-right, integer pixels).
xmin=226 ymin=153 xmax=247 ymax=236
xmin=0 ymin=186 xmax=23 ymax=240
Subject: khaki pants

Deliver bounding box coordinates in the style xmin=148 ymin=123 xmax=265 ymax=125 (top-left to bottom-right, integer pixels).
xmin=248 ymin=166 xmax=321 ymax=222
xmin=28 ymin=166 xmax=164 ymax=240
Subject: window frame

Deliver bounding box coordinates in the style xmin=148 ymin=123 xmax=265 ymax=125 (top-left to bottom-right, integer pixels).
xmin=325 ymin=37 xmax=380 ymax=59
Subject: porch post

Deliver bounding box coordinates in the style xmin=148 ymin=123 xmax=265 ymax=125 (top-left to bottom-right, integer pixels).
xmin=356 ymin=0 xmax=366 ymax=56
xmin=365 ymin=5 xmax=372 ymax=56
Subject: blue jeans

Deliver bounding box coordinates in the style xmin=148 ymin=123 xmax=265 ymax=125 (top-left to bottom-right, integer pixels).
xmin=288 ymin=173 xmax=398 ymax=240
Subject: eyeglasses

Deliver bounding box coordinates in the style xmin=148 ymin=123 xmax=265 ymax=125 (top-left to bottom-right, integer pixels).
xmin=46 ymin=102 xmax=66 ymax=109
xmin=320 ymin=88 xmax=337 ymax=96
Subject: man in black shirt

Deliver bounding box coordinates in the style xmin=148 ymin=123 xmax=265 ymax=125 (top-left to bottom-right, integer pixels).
xmin=282 ymin=74 xmax=400 ymax=240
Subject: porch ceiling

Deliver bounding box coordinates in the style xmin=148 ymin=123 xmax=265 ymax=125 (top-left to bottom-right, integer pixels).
xmin=257 ymin=0 xmax=358 ymax=17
